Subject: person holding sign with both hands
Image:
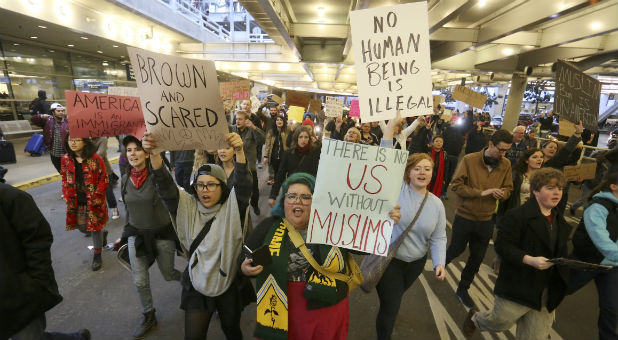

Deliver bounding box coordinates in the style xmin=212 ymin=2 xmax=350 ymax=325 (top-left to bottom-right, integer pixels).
xmin=242 ymin=173 xmax=402 ymax=340
xmin=374 ymin=112 xmax=447 ymax=340
xmin=142 ymin=131 xmax=254 ymax=340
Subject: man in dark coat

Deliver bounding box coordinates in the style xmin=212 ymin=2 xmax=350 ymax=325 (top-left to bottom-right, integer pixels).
xmin=463 ymin=168 xmax=570 ymax=339
xmin=29 ymin=90 xmax=50 ymax=115
xmin=0 ymin=183 xmax=90 ymax=339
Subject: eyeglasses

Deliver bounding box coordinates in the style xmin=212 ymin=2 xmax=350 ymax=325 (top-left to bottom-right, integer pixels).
xmin=194 ymin=182 xmax=220 ymax=192
xmin=497 ymin=147 xmax=510 ymax=153
xmin=285 ymin=193 xmax=312 ymax=205
xmin=68 ymin=139 xmax=83 ymax=143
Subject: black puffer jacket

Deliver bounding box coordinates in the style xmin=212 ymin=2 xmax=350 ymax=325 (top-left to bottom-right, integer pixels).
xmin=0 ymin=184 xmax=63 ymax=338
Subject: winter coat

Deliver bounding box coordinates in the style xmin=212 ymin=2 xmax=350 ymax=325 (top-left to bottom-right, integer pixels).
xmin=265 ymin=127 xmax=291 ymax=160
xmin=61 ymin=153 xmax=109 ymax=232
xmin=0 ymin=184 xmax=63 ymax=338
xmin=30 ymin=115 xmax=69 ymax=150
xmin=494 ymin=197 xmax=570 ymax=312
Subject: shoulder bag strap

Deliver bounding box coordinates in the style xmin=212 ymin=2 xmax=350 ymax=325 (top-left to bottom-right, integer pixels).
xmin=388 ymin=192 xmax=429 ymax=258
xmin=188 ymin=217 xmax=215 ymax=258
xmin=283 ymin=218 xmax=352 ymax=283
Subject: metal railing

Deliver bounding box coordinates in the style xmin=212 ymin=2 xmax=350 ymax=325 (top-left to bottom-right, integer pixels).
xmin=158 ymin=0 xmax=231 ymax=41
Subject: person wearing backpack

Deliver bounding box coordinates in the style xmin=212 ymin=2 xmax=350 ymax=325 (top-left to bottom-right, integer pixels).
xmin=569 ymin=172 xmax=618 ymax=340
xmin=29 ymin=90 xmax=50 ymax=115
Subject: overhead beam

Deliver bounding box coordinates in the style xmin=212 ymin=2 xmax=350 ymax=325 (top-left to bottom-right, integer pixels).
xmin=428 ymin=0 xmax=476 ymax=34
xmin=430 ymin=28 xmax=478 ymax=42
xmin=291 ymin=24 xmax=349 ymax=39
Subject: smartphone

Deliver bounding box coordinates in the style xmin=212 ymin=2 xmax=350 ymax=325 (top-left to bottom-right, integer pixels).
xmin=243 ymin=244 xmax=272 ymax=267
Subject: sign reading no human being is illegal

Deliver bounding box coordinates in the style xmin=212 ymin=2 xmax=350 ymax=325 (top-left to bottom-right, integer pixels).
xmin=307 ymin=138 xmax=408 ymax=256
xmin=127 ymin=47 xmax=229 ymax=151
xmin=350 ymin=2 xmax=433 ymax=123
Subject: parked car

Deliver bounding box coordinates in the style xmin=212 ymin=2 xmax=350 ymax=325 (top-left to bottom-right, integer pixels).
xmin=490 ymin=116 xmax=503 ymax=129
xmin=518 ymin=113 xmax=535 ymax=126
xmin=605 ymin=114 xmax=618 ymax=128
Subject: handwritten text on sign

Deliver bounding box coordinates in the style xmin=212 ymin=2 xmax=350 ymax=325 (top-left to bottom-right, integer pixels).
xmin=452 ymin=85 xmax=487 ymax=109
xmin=65 ymin=90 xmax=146 ymax=139
xmin=325 ymin=96 xmax=344 ymax=117
xmin=555 ymin=60 xmax=601 ymax=131
xmin=350 ymin=2 xmax=433 ymax=122
xmin=127 ymin=47 xmax=229 ymax=151
xmin=219 ymin=80 xmax=250 ymax=101
xmin=308 ymin=139 xmax=407 ymax=256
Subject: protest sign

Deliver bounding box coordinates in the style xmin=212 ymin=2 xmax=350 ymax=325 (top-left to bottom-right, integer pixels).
xmin=564 ymin=162 xmax=597 ymax=181
xmin=350 ymin=2 xmax=433 ymax=122
xmin=107 ymin=86 xmax=138 ymax=97
xmin=308 ymin=99 xmax=322 ymax=114
xmin=127 ymin=47 xmax=229 ymax=151
xmin=250 ymin=95 xmax=261 ymax=113
xmin=219 ymin=80 xmax=250 ymax=101
xmin=286 ymin=90 xmax=311 ymax=108
xmin=325 ymin=96 xmax=344 ymax=117
xmin=65 ymin=90 xmax=146 ymax=139
xmin=433 ymin=95 xmax=445 ymax=109
xmin=287 ymin=106 xmax=305 ymax=123
xmin=452 ymin=85 xmax=487 ymax=109
xmin=270 ymin=94 xmax=284 ymax=105
xmin=308 ymin=138 xmax=408 ymax=255
xmin=558 ymin=118 xmax=577 ymax=136
xmin=554 ymin=60 xmax=601 ymax=131
xmin=349 ymin=100 xmax=360 ymax=118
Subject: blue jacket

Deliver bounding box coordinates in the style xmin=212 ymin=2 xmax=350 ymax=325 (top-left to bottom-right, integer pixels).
xmin=583 ymin=192 xmax=618 ymax=266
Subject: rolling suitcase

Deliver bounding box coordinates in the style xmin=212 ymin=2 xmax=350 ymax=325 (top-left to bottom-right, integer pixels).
xmin=0 ymin=139 xmax=16 ymax=163
xmin=24 ymin=133 xmax=46 ymax=156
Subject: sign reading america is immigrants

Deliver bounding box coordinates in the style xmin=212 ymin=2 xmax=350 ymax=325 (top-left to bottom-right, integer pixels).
xmin=350 ymin=2 xmax=433 ymax=122
xmin=308 ymin=138 xmax=408 ymax=256
xmin=127 ymin=47 xmax=229 ymax=151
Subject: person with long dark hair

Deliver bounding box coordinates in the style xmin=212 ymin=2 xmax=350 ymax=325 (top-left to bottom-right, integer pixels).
xmin=569 ymin=172 xmax=618 ymax=340
xmin=142 ymin=132 xmax=253 ymax=340
xmin=498 ymin=148 xmax=544 ymax=215
xmin=427 ymin=136 xmax=449 ymax=198
xmin=268 ymin=125 xmax=321 ymax=207
xmin=264 ymin=115 xmax=291 ymax=185
xmin=61 ymin=133 xmax=108 ymax=271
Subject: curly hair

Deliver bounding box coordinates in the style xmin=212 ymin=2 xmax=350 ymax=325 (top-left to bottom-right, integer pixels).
xmin=529 ymin=167 xmax=565 ymax=192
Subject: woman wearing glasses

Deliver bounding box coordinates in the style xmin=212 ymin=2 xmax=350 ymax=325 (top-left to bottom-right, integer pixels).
xmin=241 ymin=173 xmax=401 ymax=340
xmin=142 ymin=131 xmax=253 ymax=340
xmin=118 ymin=135 xmax=182 ymax=339
xmin=61 ymin=134 xmax=108 ymax=271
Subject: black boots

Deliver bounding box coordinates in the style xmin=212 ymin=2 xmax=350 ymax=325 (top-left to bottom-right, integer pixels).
xmin=133 ymin=309 xmax=157 ymax=339
xmin=91 ymin=253 xmax=102 ymax=271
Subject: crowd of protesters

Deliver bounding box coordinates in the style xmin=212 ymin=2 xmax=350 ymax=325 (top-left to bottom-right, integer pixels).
xmin=2 ymin=95 xmax=617 ymax=340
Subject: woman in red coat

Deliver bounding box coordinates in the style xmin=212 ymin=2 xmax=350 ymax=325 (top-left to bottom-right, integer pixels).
xmin=61 ymin=133 xmax=109 ymax=271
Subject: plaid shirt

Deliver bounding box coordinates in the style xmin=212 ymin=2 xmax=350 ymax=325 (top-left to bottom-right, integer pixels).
xmin=51 ymin=121 xmax=64 ymax=157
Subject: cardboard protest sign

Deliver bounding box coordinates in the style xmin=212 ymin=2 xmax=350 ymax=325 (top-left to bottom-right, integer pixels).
xmin=350 ymin=2 xmax=433 ymax=123
xmin=308 ymin=99 xmax=322 ymax=114
xmin=127 ymin=47 xmax=229 ymax=151
xmin=452 ymin=85 xmax=487 ymax=109
xmin=270 ymin=94 xmax=284 ymax=105
xmin=325 ymin=96 xmax=344 ymax=117
xmin=558 ymin=118 xmax=577 ymax=136
xmin=554 ymin=60 xmax=601 ymax=131
xmin=349 ymin=100 xmax=360 ymax=118
xmin=308 ymin=138 xmax=408 ymax=255
xmin=564 ymin=162 xmax=597 ymax=181
xmin=219 ymin=80 xmax=250 ymax=101
xmin=287 ymin=106 xmax=305 ymax=123
xmin=107 ymin=86 xmax=138 ymax=97
xmin=65 ymin=90 xmax=146 ymax=139
xmin=433 ymin=95 xmax=445 ymax=109
xmin=286 ymin=90 xmax=311 ymax=108
xmin=250 ymin=95 xmax=261 ymax=113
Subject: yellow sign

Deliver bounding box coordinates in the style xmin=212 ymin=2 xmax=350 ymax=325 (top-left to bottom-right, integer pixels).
xmin=287 ymin=105 xmax=305 ymax=123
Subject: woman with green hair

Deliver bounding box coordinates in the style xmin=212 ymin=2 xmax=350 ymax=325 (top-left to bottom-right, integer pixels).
xmin=241 ymin=172 xmax=401 ymax=340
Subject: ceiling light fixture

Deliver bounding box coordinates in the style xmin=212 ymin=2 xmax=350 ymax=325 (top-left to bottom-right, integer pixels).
xmin=97 ymin=50 xmax=103 ymax=54
xmin=112 ymin=45 xmax=119 ymax=48
xmin=13 ymin=43 xmax=19 ymax=46
xmin=38 ymin=25 xmax=47 ymax=29
xmin=589 ymin=21 xmax=602 ymax=30
xmin=478 ymin=0 xmax=486 ymax=7
xmin=67 ymin=44 xmax=74 ymax=47
xmin=239 ymin=62 xmax=250 ymax=70
xmin=278 ymin=63 xmax=290 ymax=71
xmin=259 ymin=63 xmax=270 ymax=71
xmin=55 ymin=2 xmax=72 ymax=20
xmin=502 ymin=48 xmax=513 ymax=55
xmin=104 ymin=16 xmax=118 ymax=36
xmin=30 ymin=36 xmax=38 ymax=39
xmin=81 ymin=36 xmax=88 ymax=40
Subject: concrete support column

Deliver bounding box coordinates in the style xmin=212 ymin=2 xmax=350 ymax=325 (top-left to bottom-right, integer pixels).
xmin=493 ymin=84 xmax=508 ymax=117
xmin=502 ymin=72 xmax=527 ymax=132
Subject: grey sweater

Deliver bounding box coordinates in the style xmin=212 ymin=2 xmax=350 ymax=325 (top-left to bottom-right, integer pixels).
xmin=230 ymin=125 xmax=265 ymax=171
xmin=123 ymin=175 xmax=171 ymax=230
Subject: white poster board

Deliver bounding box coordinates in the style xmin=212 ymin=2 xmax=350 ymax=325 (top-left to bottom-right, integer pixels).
xmin=308 ymin=138 xmax=408 ymax=256
xmin=325 ymin=96 xmax=344 ymax=117
xmin=250 ymin=95 xmax=261 ymax=114
xmin=350 ymin=2 xmax=433 ymax=123
xmin=127 ymin=47 xmax=229 ymax=151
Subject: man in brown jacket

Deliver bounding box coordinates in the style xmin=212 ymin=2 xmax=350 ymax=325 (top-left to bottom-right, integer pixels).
xmin=446 ymin=129 xmax=514 ymax=309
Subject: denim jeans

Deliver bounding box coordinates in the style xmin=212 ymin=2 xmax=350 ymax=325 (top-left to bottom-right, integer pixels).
xmin=128 ymin=236 xmax=181 ymax=313
xmin=10 ymin=314 xmax=86 ymax=340
xmin=567 ymin=266 xmax=618 ymax=340
xmin=474 ymin=295 xmax=554 ymax=340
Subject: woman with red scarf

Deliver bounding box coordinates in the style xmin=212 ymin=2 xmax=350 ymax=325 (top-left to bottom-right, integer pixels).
xmin=268 ymin=125 xmax=321 ymax=207
xmin=118 ymin=135 xmax=182 ymax=339
xmin=428 ymin=136 xmax=449 ymax=198
xmin=61 ymin=133 xmax=108 ymax=271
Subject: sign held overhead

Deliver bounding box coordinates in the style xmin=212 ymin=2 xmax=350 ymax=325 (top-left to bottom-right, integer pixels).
xmin=350 ymin=2 xmax=433 ymax=122
xmin=452 ymin=85 xmax=487 ymax=109
xmin=127 ymin=47 xmax=229 ymax=151
xmin=554 ymin=60 xmax=601 ymax=131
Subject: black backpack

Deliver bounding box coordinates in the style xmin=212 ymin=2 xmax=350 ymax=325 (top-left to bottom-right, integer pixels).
xmin=29 ymin=98 xmax=40 ymax=113
xmin=572 ymin=197 xmax=618 ymax=264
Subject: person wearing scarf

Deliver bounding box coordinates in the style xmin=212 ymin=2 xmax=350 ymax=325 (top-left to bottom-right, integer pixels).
xmin=428 ymin=136 xmax=449 ymax=198
xmin=117 ymin=135 xmax=181 ymax=339
xmin=269 ymin=125 xmax=321 ymax=208
xmin=242 ymin=173 xmax=402 ymax=340
xmin=142 ymin=131 xmax=253 ymax=340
